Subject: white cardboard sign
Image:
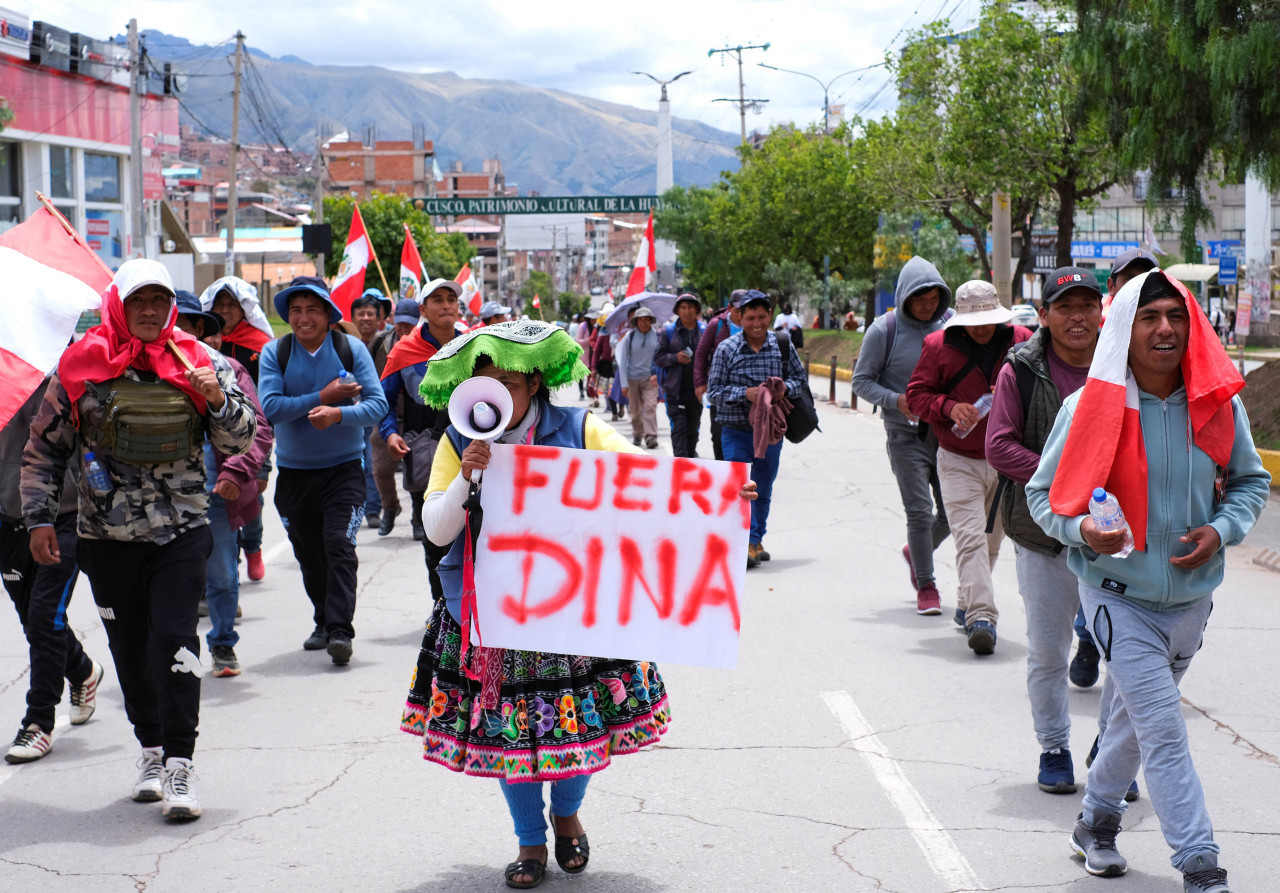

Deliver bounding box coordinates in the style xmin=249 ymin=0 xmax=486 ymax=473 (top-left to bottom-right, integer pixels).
xmin=473 ymin=444 xmax=749 ymax=668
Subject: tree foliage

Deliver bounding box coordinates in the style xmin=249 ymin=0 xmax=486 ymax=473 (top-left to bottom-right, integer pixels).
xmin=656 ymin=125 xmax=879 ymax=308
xmin=1074 ymin=0 xmax=1280 ymax=255
xmin=322 ymin=193 xmax=470 ymax=290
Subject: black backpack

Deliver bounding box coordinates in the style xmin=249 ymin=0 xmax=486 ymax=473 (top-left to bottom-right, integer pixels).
xmin=776 ymin=332 xmax=820 ymax=443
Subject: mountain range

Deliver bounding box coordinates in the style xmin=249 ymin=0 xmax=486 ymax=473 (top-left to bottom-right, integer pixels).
xmin=142 ymin=31 xmax=741 ymax=196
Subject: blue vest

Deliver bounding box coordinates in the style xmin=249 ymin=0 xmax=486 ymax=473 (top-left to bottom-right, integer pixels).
xmin=437 ymin=402 xmax=591 ymax=622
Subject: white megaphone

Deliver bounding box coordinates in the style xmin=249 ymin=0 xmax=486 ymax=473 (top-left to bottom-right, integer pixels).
xmin=448 ymin=376 xmax=515 ymax=444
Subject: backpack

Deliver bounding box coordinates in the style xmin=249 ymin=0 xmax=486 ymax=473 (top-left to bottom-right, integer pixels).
xmin=776 ymin=332 xmax=820 ymax=443
xmin=276 ymin=329 xmax=355 ymax=376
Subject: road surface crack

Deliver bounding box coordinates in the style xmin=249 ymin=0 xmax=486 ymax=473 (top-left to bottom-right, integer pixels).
xmin=1181 ymin=696 xmax=1280 ymax=767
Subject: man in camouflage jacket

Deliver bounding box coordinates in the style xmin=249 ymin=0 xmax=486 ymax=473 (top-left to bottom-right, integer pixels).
xmin=20 ymin=259 xmax=255 ymax=823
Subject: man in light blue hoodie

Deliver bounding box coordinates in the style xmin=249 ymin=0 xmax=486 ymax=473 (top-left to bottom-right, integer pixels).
xmin=1027 ymin=270 xmax=1269 ymax=893
xmin=258 ymin=277 xmax=388 ymax=666
xmin=852 ymin=256 xmax=953 ymax=615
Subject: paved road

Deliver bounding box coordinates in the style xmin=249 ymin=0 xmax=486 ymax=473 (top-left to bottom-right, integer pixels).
xmin=1 ymin=385 xmax=1278 ymax=892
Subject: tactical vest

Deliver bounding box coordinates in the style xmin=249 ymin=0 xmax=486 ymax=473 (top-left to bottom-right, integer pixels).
xmin=85 ymin=377 xmax=205 ymax=465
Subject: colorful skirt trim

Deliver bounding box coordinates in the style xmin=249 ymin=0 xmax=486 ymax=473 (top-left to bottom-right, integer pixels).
xmin=401 ymin=598 xmax=670 ymax=783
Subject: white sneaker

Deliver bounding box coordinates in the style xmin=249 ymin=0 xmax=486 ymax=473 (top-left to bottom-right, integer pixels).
xmin=5 ymin=724 xmax=53 ymax=764
xmin=161 ymin=758 xmax=201 ymax=820
xmin=132 ymin=747 xmax=165 ymax=802
xmin=69 ymin=660 xmax=105 ymax=725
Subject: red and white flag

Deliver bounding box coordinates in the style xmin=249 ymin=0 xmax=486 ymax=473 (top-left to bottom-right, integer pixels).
xmin=1049 ymin=270 xmax=1241 ymax=551
xmin=457 ymin=262 xmax=481 ymax=316
xmin=531 ymin=293 xmax=541 ymax=309
xmin=0 ymin=204 xmax=111 ymax=428
xmin=330 ymin=203 xmax=372 ymax=319
xmin=400 ymin=223 xmax=426 ymax=301
xmin=624 ymin=209 xmax=656 ymax=297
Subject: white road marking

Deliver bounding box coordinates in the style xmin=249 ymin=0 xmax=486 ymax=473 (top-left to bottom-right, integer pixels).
xmin=821 ymin=690 xmax=984 ymax=891
xmin=264 ymin=539 xmax=292 ymax=564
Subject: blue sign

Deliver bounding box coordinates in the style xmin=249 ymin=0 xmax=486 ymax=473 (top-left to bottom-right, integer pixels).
xmin=1206 ymin=240 xmax=1243 ymax=260
xmin=1218 ymin=255 xmax=1238 ymax=285
xmin=1070 ymin=241 xmax=1139 ymax=260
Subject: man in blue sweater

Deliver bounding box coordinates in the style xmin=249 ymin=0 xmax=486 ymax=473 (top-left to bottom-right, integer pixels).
xmin=257 ymin=277 xmax=388 ymax=665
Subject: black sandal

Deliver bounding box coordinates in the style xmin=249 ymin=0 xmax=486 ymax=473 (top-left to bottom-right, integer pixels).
xmin=550 ymin=808 xmax=590 ymax=874
xmin=503 ymin=858 xmax=546 ymax=889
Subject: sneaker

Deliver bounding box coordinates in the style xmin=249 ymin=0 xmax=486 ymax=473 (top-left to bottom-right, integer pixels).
xmin=1070 ymin=639 xmax=1101 ymax=688
xmin=746 ymin=543 xmax=761 ymax=570
xmin=645 ymin=437 xmax=659 ymax=450
xmin=901 ymin=544 xmax=918 ymax=590
xmin=1182 ymin=854 xmax=1230 ymax=892
xmin=378 ymin=504 xmax=400 ymax=536
xmin=69 ymin=659 xmax=105 ymax=725
xmin=327 ymin=634 xmax=353 ymax=666
xmin=967 ymin=620 xmax=997 ymax=655
xmin=303 ymin=627 xmax=329 ymax=651
xmin=246 ymin=550 xmax=265 ymax=582
xmin=366 ymin=511 xmax=381 ymax=529
xmin=161 ymin=758 xmax=202 ymax=820
xmin=632 ymin=436 xmax=642 ymax=447
xmin=954 ymin=607 xmax=966 ymax=628
xmin=1070 ymin=811 xmax=1127 ymax=877
xmin=916 ymin=584 xmax=942 ymax=615
xmin=1085 ymin=735 xmax=1141 ymax=801
xmin=132 ymin=747 xmax=165 ymax=802
xmin=210 ymin=646 xmax=241 ymax=677
xmin=756 ymin=542 xmax=771 ymax=561
xmin=1038 ymin=748 xmax=1077 ymax=793
xmin=5 ymin=724 xmax=53 ymax=764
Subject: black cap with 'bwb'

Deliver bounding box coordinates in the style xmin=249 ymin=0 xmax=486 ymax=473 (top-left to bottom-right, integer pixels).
xmin=1042 ymin=266 xmax=1103 ymax=305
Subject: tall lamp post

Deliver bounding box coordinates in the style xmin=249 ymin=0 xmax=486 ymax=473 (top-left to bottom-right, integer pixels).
xmin=757 ymin=62 xmax=879 ymax=133
xmin=633 ymin=70 xmax=692 ymax=288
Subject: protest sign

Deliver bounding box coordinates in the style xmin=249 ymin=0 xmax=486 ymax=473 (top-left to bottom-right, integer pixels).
xmin=474 ymin=444 xmax=749 ymax=668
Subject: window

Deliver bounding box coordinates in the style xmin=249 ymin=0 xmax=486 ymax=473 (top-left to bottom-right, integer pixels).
xmin=84 ymin=152 xmax=121 ymax=203
xmin=50 ymin=146 xmax=74 ymax=199
xmin=0 ymin=142 xmax=18 ymax=232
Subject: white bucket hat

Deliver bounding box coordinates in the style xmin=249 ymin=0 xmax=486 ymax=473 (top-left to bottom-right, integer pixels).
xmin=944 ymin=280 xmax=1013 ymax=328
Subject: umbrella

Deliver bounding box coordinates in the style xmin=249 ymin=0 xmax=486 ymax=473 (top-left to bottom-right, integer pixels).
xmin=602 ymin=291 xmax=679 ymax=335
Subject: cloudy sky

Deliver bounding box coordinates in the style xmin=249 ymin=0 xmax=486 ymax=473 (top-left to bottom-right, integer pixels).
xmin=34 ymin=0 xmax=983 ymax=136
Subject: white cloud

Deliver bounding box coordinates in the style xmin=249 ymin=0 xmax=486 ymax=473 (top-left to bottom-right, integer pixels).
xmin=33 ymin=0 xmax=982 ymax=135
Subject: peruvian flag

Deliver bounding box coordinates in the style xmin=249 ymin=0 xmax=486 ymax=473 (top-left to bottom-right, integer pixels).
xmin=329 ymin=203 xmax=372 ymax=319
xmin=531 ymin=293 xmax=541 ymax=309
xmin=400 ymin=223 xmax=427 ymax=300
xmin=625 ymin=210 xmax=656 ymax=297
xmin=0 ymin=203 xmax=111 ymax=428
xmin=1049 ymin=270 xmax=1241 ymax=552
xmin=457 ymin=262 xmax=481 ymax=316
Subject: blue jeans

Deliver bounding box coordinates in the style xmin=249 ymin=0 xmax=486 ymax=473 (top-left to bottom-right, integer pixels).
xmin=499 ymin=775 xmax=591 ymax=846
xmin=205 ymin=494 xmax=240 ymax=648
xmin=720 ymin=426 xmax=782 ymax=545
xmin=238 ymin=503 xmax=263 ymax=554
xmin=363 ymin=427 xmax=381 ymax=516
xmin=1079 ymin=584 xmax=1217 ymax=872
xmin=1074 ymin=605 xmax=1093 ymax=645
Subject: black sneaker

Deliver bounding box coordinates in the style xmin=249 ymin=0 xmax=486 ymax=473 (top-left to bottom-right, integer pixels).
xmin=211 ymin=646 xmax=241 ymax=677
xmin=1182 ymin=854 xmax=1230 ymax=892
xmin=1070 ymin=811 xmax=1126 ymax=877
xmin=327 ymin=634 xmax=353 ymax=666
xmin=303 ymin=628 xmax=329 ymax=651
xmin=378 ymin=504 xmax=400 ymax=536
xmin=365 ymin=511 xmax=380 ymax=529
xmin=1070 ymin=639 xmax=1101 ymax=687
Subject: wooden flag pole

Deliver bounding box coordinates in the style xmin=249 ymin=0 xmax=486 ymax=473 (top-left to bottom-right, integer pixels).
xmin=355 ymin=205 xmax=394 ymax=299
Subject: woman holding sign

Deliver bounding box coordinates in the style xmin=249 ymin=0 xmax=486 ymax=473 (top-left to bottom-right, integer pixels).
xmin=400 ymin=320 xmax=752 ymax=889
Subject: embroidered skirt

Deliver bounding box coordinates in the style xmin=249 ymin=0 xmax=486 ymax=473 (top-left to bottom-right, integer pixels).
xmin=401 ymin=598 xmax=670 ymax=782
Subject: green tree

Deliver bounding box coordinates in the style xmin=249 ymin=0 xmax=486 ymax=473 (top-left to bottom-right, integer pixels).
xmin=519 ymin=270 xmax=553 ymax=308
xmin=1074 ymin=0 xmax=1280 ymax=255
xmin=322 ymin=192 xmax=470 ymax=293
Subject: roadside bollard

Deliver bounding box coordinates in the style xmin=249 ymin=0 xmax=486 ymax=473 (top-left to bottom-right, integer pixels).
xmin=829 ymin=354 xmax=837 ymax=404
xmin=804 ymin=351 xmax=811 ymax=379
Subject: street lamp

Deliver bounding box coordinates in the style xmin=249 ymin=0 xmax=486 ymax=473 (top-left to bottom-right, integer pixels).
xmin=633 ymin=70 xmax=693 ymax=285
xmin=757 ymin=62 xmax=881 ymax=133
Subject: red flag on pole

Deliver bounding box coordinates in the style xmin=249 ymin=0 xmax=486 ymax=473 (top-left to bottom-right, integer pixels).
xmin=0 ymin=202 xmax=111 ymax=428
xmin=624 ymin=209 xmax=656 ymax=297
xmin=329 ymin=204 xmax=372 ymax=319
xmin=457 ymin=263 xmax=482 ymax=316
xmin=400 ymin=223 xmax=426 ymax=300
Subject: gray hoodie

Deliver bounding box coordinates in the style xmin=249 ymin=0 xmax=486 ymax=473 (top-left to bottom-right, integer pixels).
xmin=851 ymin=256 xmax=953 ymax=430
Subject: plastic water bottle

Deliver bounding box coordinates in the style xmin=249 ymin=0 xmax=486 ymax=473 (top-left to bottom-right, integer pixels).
xmin=84 ymin=452 xmax=111 ymax=496
xmin=1089 ymin=488 xmax=1135 ymax=559
xmin=338 ymin=370 xmax=350 ymax=383
xmin=951 ymin=392 xmax=994 ymax=439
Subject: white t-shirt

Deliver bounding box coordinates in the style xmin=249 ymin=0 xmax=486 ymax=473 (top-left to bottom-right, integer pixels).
xmin=774 ymin=312 xmax=801 ymax=331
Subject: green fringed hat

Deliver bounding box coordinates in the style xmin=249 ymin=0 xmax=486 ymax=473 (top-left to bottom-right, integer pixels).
xmin=419 ymin=320 xmax=588 ymax=408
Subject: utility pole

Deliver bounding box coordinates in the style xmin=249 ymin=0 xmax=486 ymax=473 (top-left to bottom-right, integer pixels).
xmin=708 ymin=43 xmax=770 ymax=144
xmin=992 ymin=190 xmax=1013 ymax=306
xmin=313 ymin=133 xmax=326 ymax=276
xmin=1244 ymin=169 xmax=1273 ymax=340
xmin=224 ymin=31 xmax=245 ymax=278
xmin=128 ymin=19 xmax=144 ymax=258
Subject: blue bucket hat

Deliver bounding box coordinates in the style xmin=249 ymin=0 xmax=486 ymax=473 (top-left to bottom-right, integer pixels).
xmin=175 ymin=289 xmax=224 ymax=335
xmin=274 ymin=275 xmax=343 ymax=324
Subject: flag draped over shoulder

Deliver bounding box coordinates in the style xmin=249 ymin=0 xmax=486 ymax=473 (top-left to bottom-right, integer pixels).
xmin=381 ymin=327 xmax=439 ymax=381
xmin=0 ymin=205 xmax=111 ymax=428
xmin=1049 ymin=270 xmax=1241 ymax=551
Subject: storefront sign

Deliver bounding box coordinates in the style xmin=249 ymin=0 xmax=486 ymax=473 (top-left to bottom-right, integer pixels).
xmin=0 ymin=7 xmax=31 ymax=60
xmin=72 ymin=34 xmax=129 ymax=87
xmin=1070 ymin=241 xmax=1139 ymax=261
xmin=31 ymin=21 xmax=73 ymax=72
xmin=1235 ymin=290 xmax=1252 ymax=337
xmin=414 ymin=195 xmax=662 ymax=216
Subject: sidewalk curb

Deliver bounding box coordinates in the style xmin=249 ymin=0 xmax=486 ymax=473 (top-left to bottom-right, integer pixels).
xmin=1258 ymin=449 xmax=1280 ymax=489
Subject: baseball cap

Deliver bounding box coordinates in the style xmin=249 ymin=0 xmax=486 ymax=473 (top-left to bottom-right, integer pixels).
xmin=738 ymin=289 xmax=771 ymax=312
xmin=1041 ymin=266 xmax=1104 ymax=304
xmin=674 ymin=292 xmax=701 ymax=311
xmin=114 ymin=258 xmax=175 ymax=301
xmin=421 ymin=278 xmax=464 ymax=300
xmin=1110 ymin=248 xmax=1158 ymax=279
xmin=393 ymin=298 xmax=421 ymax=325
xmin=174 ymin=289 xmax=223 ymax=334
xmin=478 ymin=300 xmax=512 ymax=319
xmin=727 ymin=288 xmax=750 ymax=308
